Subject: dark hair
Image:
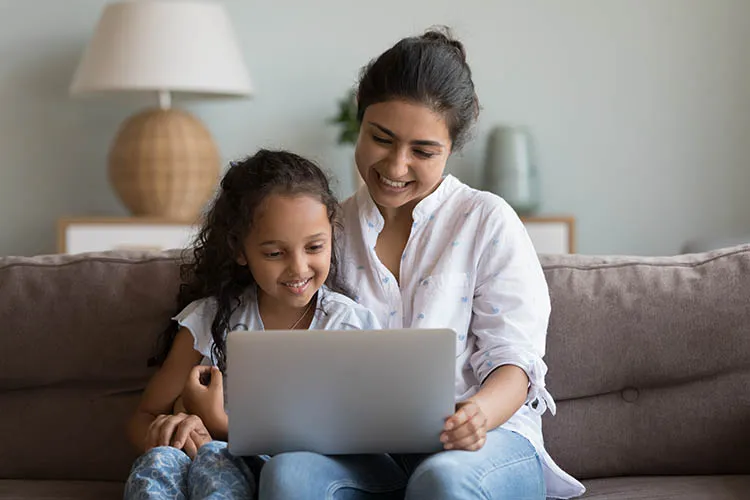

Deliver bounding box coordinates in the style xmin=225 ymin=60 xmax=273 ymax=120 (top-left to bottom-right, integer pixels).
xmin=151 ymin=149 xmax=349 ymax=372
xmin=357 ymin=26 xmax=479 ymax=152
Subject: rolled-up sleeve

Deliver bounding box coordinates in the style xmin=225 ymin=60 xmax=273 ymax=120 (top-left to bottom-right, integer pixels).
xmin=469 ymin=202 xmax=556 ymax=416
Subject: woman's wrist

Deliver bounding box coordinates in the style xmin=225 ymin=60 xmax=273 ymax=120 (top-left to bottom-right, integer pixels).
xmin=472 ymin=365 xmax=529 ymax=429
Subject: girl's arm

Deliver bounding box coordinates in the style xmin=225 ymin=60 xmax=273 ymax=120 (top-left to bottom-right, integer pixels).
xmin=127 ymin=327 xmax=203 ymax=453
xmin=181 ymin=365 xmax=229 ymax=440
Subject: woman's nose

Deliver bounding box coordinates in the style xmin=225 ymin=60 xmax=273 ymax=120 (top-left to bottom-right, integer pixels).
xmin=384 ymin=147 xmax=409 ymax=179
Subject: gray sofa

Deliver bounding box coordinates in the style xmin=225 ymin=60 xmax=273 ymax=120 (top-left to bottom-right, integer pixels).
xmin=1 ymin=245 xmax=748 ymax=499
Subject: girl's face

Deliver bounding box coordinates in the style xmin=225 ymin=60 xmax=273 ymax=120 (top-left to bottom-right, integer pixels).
xmin=238 ymin=194 xmax=332 ymax=311
xmin=355 ymin=100 xmax=452 ymax=212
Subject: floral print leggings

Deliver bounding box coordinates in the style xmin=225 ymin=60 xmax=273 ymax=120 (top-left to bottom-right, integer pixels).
xmin=123 ymin=441 xmax=256 ymax=499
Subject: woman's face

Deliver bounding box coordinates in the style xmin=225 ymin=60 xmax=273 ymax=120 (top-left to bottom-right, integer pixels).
xmin=355 ymin=100 xmax=452 ymax=212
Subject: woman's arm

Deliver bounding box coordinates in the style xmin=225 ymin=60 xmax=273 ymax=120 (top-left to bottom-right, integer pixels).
xmin=441 ymin=365 xmax=529 ymax=450
xmin=469 ymin=202 xmax=554 ymax=418
xmin=467 ymin=364 xmax=529 ymax=430
xmin=442 ymin=201 xmax=553 ymax=451
xmin=127 ymin=327 xmax=203 ymax=453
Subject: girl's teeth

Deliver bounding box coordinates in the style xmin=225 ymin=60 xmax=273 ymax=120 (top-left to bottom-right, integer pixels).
xmin=286 ymin=279 xmax=309 ymax=287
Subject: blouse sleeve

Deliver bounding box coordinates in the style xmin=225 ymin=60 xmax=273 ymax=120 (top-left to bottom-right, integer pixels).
xmin=172 ymin=297 xmax=218 ymax=362
xmin=469 ymin=199 xmax=556 ymax=416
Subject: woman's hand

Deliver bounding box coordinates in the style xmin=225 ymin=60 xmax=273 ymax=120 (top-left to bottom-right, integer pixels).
xmin=440 ymin=400 xmax=489 ymax=451
xmin=145 ymin=413 xmax=212 ymax=460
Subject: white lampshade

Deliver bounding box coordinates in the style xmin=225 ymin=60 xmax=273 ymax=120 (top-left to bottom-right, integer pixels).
xmin=70 ymin=0 xmax=252 ymax=97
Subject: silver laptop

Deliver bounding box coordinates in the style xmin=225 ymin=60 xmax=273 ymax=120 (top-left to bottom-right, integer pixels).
xmin=226 ymin=328 xmax=456 ymax=456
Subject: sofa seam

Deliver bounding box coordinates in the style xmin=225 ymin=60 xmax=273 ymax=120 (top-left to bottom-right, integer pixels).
xmin=0 ymin=255 xmax=182 ymax=271
xmin=555 ymin=364 xmax=750 ymax=403
xmin=542 ymin=246 xmax=750 ymax=272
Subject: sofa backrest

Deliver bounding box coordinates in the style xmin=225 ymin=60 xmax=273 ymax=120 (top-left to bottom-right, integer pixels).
xmin=1 ymin=245 xmax=748 ymax=481
xmin=539 ymin=244 xmax=750 ymax=479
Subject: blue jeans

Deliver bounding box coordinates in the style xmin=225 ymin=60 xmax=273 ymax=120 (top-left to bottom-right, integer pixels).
xmin=259 ymin=428 xmax=545 ymax=500
xmin=123 ymin=441 xmax=255 ymax=499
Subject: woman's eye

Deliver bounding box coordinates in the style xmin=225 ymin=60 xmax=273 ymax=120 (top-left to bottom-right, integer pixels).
xmin=372 ymin=135 xmax=391 ymax=144
xmin=414 ymin=149 xmax=435 ymax=159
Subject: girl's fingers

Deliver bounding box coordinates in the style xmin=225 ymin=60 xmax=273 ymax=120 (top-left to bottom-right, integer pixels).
xmin=182 ymin=434 xmax=198 ymax=460
xmin=171 ymin=415 xmax=202 ymax=449
xmin=157 ymin=414 xmax=188 ymax=447
xmin=191 ymin=428 xmax=212 ymax=449
xmin=145 ymin=414 xmax=170 ymax=450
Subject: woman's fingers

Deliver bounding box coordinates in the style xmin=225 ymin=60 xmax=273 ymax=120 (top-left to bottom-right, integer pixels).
xmin=444 ymin=401 xmax=479 ymax=431
xmin=441 ymin=401 xmax=488 ymax=451
xmin=456 ymin=433 xmax=487 ymax=451
xmin=446 ymin=424 xmax=487 ymax=450
xmin=442 ymin=414 xmax=480 ymax=443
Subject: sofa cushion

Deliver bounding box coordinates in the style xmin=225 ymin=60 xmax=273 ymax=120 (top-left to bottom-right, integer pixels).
xmin=0 ymin=251 xmax=182 ymax=481
xmin=581 ymin=475 xmax=750 ymax=499
xmin=0 ymin=480 xmax=123 ymax=499
xmin=2 ymin=245 xmax=749 ymax=483
xmin=539 ymin=244 xmax=750 ymax=479
xmin=0 ymin=251 xmax=181 ymax=390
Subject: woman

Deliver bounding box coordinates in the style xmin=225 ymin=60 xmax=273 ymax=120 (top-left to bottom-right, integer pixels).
xmin=257 ymin=28 xmax=585 ymax=500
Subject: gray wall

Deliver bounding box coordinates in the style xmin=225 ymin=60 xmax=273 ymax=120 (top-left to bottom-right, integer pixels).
xmin=1 ymin=0 xmax=749 ymax=256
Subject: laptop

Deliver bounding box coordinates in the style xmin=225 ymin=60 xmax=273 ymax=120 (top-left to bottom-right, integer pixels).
xmin=226 ymin=328 xmax=456 ymax=456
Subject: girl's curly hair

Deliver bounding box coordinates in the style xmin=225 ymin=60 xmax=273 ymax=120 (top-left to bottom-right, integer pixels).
xmin=151 ymin=149 xmax=350 ymax=372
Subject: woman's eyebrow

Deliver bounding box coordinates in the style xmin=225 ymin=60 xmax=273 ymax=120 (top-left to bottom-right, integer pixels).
xmin=368 ymin=122 xmax=445 ymax=148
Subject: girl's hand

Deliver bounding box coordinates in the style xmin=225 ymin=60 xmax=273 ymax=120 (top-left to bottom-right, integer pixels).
xmin=145 ymin=413 xmax=212 ymax=460
xmin=440 ymin=400 xmax=489 ymax=451
xmin=182 ymin=365 xmax=224 ymax=423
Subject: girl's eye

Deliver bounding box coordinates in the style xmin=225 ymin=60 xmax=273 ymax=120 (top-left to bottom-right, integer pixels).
xmin=307 ymin=244 xmax=325 ymax=252
xmin=372 ymin=135 xmax=391 ymax=144
xmin=414 ymin=149 xmax=435 ymax=159
xmin=264 ymin=251 xmax=282 ymax=258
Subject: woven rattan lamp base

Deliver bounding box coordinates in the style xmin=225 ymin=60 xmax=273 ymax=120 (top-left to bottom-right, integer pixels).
xmin=108 ymin=108 xmax=220 ymax=220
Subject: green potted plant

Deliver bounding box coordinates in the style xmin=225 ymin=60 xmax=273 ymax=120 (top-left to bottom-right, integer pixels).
xmin=329 ymin=88 xmax=360 ymax=145
xmin=329 ymin=89 xmax=363 ymax=190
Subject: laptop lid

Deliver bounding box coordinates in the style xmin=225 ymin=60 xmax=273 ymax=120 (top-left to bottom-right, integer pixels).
xmin=226 ymin=328 xmax=456 ymax=456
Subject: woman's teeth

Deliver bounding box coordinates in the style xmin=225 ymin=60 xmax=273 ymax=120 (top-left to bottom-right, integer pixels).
xmin=378 ymin=172 xmax=409 ymax=188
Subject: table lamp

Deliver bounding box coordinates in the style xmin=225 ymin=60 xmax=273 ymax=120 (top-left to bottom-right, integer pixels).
xmin=70 ymin=0 xmax=252 ymax=220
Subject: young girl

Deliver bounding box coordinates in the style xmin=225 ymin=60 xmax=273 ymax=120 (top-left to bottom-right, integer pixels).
xmin=257 ymin=29 xmax=586 ymax=499
xmin=124 ymin=149 xmax=379 ymax=499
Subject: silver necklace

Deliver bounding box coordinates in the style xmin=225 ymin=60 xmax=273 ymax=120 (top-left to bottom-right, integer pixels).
xmin=288 ymin=296 xmax=315 ymax=330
